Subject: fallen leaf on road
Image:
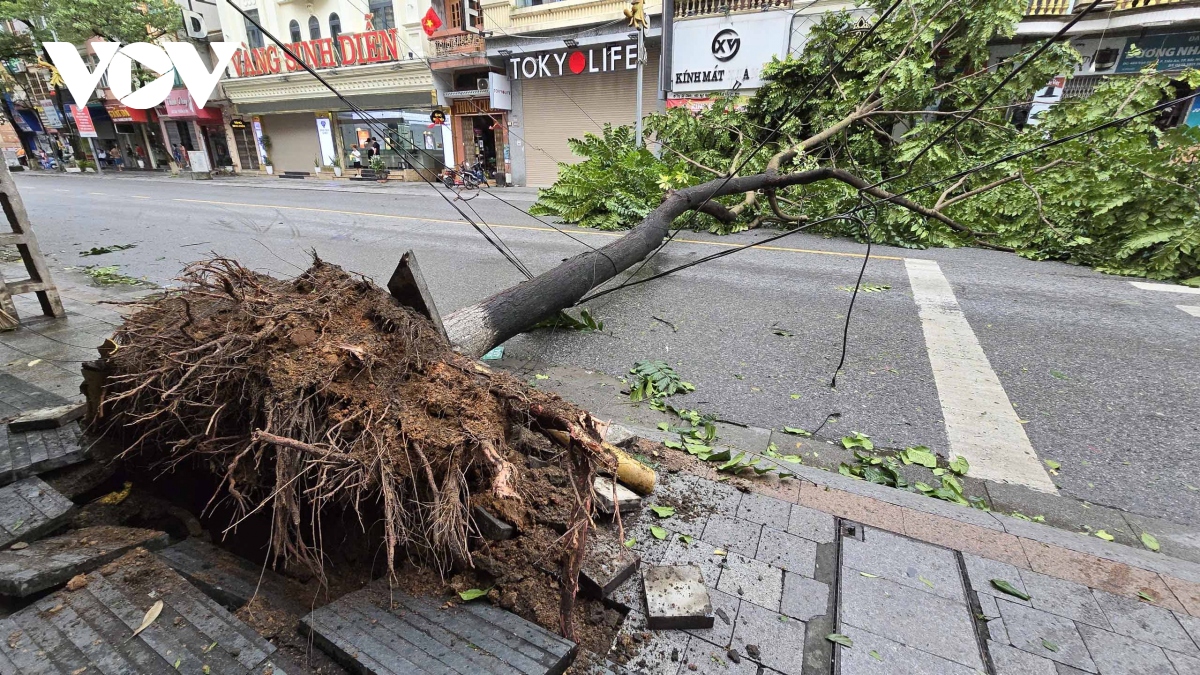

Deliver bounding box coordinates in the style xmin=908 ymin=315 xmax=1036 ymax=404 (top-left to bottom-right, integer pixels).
xmin=990 ymin=579 xmax=1030 ymax=601
xmin=650 ymin=505 xmax=675 ymax=518
xmin=650 ymin=526 xmax=667 ymax=540
xmin=1041 ymin=638 xmax=1058 ymax=652
xmin=26 ymin=359 xmax=41 ymax=367
xmin=859 ymin=572 xmax=878 ymax=578
xmin=458 ymin=588 xmax=489 ymax=601
xmin=1049 ymin=370 xmax=1068 ymax=380
xmin=66 ymin=575 xmax=88 ymax=592
xmin=826 ymin=634 xmax=852 ymax=647
xmin=130 ymin=600 xmax=163 ymax=640
xmin=1094 ymin=530 xmax=1114 ymax=541
xmin=869 ymin=650 xmax=882 ymax=661
xmin=1138 ymin=591 xmax=1156 ymax=602
xmin=1141 ymin=533 xmax=1160 ymax=552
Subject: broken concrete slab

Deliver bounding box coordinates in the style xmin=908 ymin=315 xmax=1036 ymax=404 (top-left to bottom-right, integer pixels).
xmin=580 ymin=530 xmax=639 ymax=599
xmin=0 ymin=421 xmax=87 ymax=487
xmin=0 ymin=525 xmax=167 ymax=597
xmin=156 ymin=538 xmax=311 ymax=616
xmin=6 ymin=403 xmax=86 ymax=433
xmin=643 ymin=565 xmax=714 ymax=630
xmin=474 ymin=505 xmax=516 ymax=541
xmin=0 ymin=548 xmax=286 ymax=674
xmin=0 ymin=477 xmax=74 ymax=548
xmin=387 ymin=250 xmax=447 ymax=340
xmin=300 ymin=580 xmax=577 ymax=674
xmin=40 ymin=459 xmax=116 ymax=500
xmin=594 ymin=477 xmax=641 ymax=515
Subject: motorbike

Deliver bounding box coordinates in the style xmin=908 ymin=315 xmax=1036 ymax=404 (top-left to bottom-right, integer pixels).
xmin=441 ymin=160 xmax=487 ymax=189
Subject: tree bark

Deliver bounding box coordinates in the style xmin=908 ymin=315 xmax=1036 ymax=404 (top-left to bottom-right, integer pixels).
xmin=445 ymin=167 xmax=962 ymax=357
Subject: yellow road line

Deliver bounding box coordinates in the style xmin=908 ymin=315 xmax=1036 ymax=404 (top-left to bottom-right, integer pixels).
xmin=172 ymin=197 xmax=903 ymax=261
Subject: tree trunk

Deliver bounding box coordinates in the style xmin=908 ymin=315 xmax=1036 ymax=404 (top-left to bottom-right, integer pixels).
xmin=444 ymin=167 xmax=945 ymax=357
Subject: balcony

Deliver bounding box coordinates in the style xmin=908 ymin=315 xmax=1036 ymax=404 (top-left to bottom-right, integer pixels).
xmin=1027 ymin=0 xmax=1192 ymax=15
xmin=483 ymin=0 xmax=659 ymax=34
xmin=674 ymin=0 xmax=791 ymax=17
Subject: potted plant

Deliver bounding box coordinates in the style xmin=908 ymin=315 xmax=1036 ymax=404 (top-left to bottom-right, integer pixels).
xmin=332 ymin=156 xmax=343 ymax=178
xmin=313 ymin=156 xmax=322 ymax=175
xmin=264 ymin=157 xmax=274 ymax=175
xmin=370 ymin=156 xmax=388 ymax=183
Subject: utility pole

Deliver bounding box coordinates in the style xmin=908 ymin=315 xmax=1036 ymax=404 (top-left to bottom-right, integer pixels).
xmin=624 ymin=0 xmax=648 ymax=148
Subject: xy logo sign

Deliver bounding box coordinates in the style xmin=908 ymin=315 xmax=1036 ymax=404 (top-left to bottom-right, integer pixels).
xmin=43 ymin=42 xmax=239 ymax=110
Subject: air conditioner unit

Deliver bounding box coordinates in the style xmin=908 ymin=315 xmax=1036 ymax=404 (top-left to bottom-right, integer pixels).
xmin=477 ymin=78 xmax=489 ymax=90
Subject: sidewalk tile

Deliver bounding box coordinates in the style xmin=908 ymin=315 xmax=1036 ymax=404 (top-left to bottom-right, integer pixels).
xmin=659 ymin=473 xmax=744 ymax=516
xmin=736 ymin=492 xmax=791 ymax=531
xmin=842 ymin=528 xmax=964 ymax=603
xmin=661 ymin=537 xmax=726 ymax=588
xmin=1019 ymin=570 xmax=1111 ymax=629
xmin=780 ymin=572 xmax=828 ymax=622
xmin=680 ymin=637 xmax=758 ymax=674
xmin=728 ymin=600 xmax=806 ymax=675
xmin=716 ymin=552 xmax=783 ymax=612
xmin=755 ymin=527 xmax=817 ymax=577
xmin=838 ymin=624 xmax=980 ymax=675
xmin=1078 ymin=622 xmax=1178 ymax=675
xmin=1121 ymin=513 xmax=1200 ymax=567
xmin=796 ymin=483 xmax=905 ymax=533
xmin=989 ymin=641 xmax=1057 ymax=675
xmin=978 ymin=594 xmax=1009 ymax=642
xmin=617 ymin=610 xmax=688 ymax=675
xmin=996 ymin=599 xmax=1097 ymax=673
xmin=686 ymin=586 xmax=740 ymax=649
xmin=963 ymin=553 xmax=1032 ymax=606
xmin=1165 ymin=576 xmax=1200 ymax=616
xmin=740 ymin=463 xmax=801 ymax=504
xmin=839 ymin=572 xmax=983 ymax=670
xmin=786 ymin=504 xmax=836 ymax=544
xmin=1167 ymin=649 xmax=1200 ymax=675
xmin=624 ymin=519 xmax=674 ymax=564
xmin=1092 ymin=589 xmax=1197 ymax=655
xmin=1021 ymin=539 xmax=1184 ymax=613
xmin=702 ymin=515 xmax=763 ymax=557
xmin=903 ymin=508 xmax=1029 ymax=568
xmin=1174 ymin=612 xmax=1200 ymax=648
xmin=987 ymin=482 xmax=1140 ymax=546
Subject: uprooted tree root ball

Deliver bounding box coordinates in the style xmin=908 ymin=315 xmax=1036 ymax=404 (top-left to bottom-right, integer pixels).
xmin=93 ymin=256 xmax=616 ymax=638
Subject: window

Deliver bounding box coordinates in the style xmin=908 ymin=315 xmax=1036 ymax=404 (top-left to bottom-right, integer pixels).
xmin=308 ymin=16 xmax=320 ymax=40
xmin=329 ymin=13 xmax=341 ymax=42
xmin=369 ymin=0 xmax=395 ymax=30
xmin=243 ymin=9 xmax=264 ymax=49
xmin=289 ymin=20 xmax=301 ymax=43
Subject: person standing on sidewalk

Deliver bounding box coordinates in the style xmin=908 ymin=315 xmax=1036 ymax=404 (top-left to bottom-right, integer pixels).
xmin=349 ymin=145 xmax=362 ymax=169
xmin=110 ymin=144 xmax=124 ymax=171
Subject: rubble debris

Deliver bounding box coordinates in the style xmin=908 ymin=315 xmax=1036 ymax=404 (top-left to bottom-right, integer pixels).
xmin=0 ymin=525 xmax=167 ymax=597
xmin=0 ymin=548 xmax=290 ymax=673
xmin=579 ymin=531 xmax=639 ymax=599
xmin=156 ymin=538 xmax=311 ymax=616
xmin=642 ymin=565 xmax=714 ymax=630
xmin=0 ymin=477 xmax=74 ymax=548
xmin=40 ymin=459 xmax=116 ymax=500
xmin=299 ymin=581 xmax=577 ymax=674
xmin=593 ymin=477 xmax=642 ymax=515
xmin=65 ymin=573 xmax=88 ymax=591
xmin=6 ymin=403 xmax=86 ymax=433
xmin=474 ymin=505 xmax=516 ymax=541
xmin=93 ymin=258 xmax=615 ymax=641
xmin=0 ymin=420 xmax=87 ymax=487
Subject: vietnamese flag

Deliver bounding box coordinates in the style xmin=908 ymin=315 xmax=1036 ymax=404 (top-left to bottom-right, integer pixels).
xmin=422 ymin=8 xmax=442 ymax=36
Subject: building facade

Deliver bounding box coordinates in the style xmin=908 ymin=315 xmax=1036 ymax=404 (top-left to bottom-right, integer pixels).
xmin=217 ymin=0 xmax=448 ymax=176
xmin=996 ymin=0 xmax=1200 ymax=127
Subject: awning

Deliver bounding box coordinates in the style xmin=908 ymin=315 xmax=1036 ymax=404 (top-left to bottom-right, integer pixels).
xmin=15 ymin=109 xmax=42 ymax=134
xmin=233 ymin=91 xmax=433 ymax=115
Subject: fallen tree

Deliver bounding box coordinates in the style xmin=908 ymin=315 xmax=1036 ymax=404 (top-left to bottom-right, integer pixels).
xmin=95 ymin=257 xmax=616 ymax=638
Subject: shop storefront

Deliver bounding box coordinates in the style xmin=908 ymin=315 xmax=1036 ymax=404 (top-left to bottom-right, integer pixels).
xmin=489 ymin=34 xmax=662 ymax=186
xmin=443 ymin=72 xmax=512 ymax=184
xmin=100 ymin=102 xmax=170 ymax=170
xmin=222 ymin=27 xmax=438 ymax=176
xmin=156 ymin=88 xmax=229 ymax=171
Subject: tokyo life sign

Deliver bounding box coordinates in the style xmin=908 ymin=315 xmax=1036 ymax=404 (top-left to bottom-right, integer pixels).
xmin=505 ymin=41 xmax=639 ymax=80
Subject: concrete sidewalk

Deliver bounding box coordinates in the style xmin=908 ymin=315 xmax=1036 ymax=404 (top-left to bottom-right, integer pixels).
xmin=5 ymin=274 xmax=1200 ymax=674
xmin=15 ymin=167 xmax=543 ymax=201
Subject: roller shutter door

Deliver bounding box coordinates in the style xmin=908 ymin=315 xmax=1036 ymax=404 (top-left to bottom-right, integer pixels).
xmin=259 ymin=113 xmax=320 ymax=173
xmin=520 ymin=51 xmax=660 ymax=187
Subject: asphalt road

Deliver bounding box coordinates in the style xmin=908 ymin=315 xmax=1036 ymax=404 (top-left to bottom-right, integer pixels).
xmin=13 ymin=171 xmax=1200 ymax=525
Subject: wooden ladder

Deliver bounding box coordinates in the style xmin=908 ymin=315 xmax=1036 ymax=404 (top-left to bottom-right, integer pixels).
xmin=0 ymin=161 xmax=64 ymax=331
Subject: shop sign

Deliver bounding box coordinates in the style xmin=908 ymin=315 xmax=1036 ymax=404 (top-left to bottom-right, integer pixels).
xmin=316 ymin=115 xmax=337 ymax=166
xmin=230 ymin=118 xmax=247 ymax=130
xmin=38 ymin=99 xmax=63 ymax=129
xmin=505 ymin=41 xmax=639 ymax=80
xmin=67 ymin=104 xmax=98 ymax=138
xmin=231 ymin=28 xmax=404 ymax=78
xmin=1116 ymin=32 xmax=1200 ymax=73
xmin=105 ymin=102 xmax=149 ymax=123
xmin=1186 ymin=98 xmax=1200 ymax=128
xmin=671 ymin=13 xmax=792 ymax=93
xmin=11 ymin=111 xmax=32 ymax=133
xmin=488 ymin=72 xmax=511 ymax=111
xmin=159 ymin=88 xmax=222 ymax=121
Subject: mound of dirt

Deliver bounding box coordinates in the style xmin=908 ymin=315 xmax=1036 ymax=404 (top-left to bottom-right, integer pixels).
xmin=92 ymin=256 xmax=616 ymax=640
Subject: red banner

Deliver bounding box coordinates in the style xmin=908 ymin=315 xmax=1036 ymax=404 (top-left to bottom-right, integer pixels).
xmin=68 ymin=104 xmax=98 ymax=138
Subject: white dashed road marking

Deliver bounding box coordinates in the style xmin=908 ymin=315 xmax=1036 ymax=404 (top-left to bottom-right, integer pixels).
xmin=904 ymin=258 xmax=1058 ymax=493
xmin=1129 ymin=281 xmax=1200 ymax=295
xmin=1179 ymin=306 xmax=1200 ymax=318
